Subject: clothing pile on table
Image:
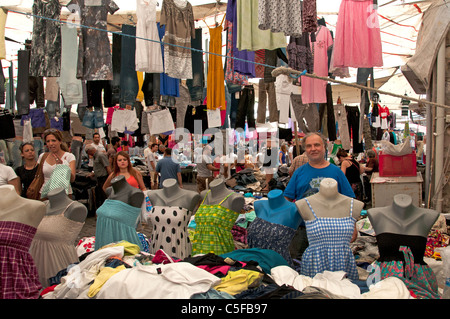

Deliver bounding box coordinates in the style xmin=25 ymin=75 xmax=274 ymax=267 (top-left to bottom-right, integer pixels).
xmin=41 ymin=241 xmax=415 ymax=299
xmin=37 ymin=193 xmax=446 ymax=300
xmin=224 ymin=167 xmax=291 ymax=193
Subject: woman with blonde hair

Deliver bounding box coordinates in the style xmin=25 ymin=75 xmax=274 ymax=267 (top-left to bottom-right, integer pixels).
xmin=102 ymin=151 xmax=146 ymax=192
xmin=38 ymin=129 xmax=76 ymax=199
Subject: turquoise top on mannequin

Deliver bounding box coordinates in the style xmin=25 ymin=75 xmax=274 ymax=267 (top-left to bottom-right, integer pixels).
xmin=254 ymin=189 xmax=303 ymax=229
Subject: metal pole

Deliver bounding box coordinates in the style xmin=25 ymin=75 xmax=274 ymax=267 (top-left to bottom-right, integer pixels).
xmin=434 ymin=38 xmax=446 ymax=213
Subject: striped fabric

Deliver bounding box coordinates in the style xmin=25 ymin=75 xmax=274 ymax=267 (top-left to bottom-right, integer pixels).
xmin=300 ymin=198 xmax=359 ymax=280
xmin=0 ymin=221 xmax=42 ymax=299
xmin=40 ymin=164 xmax=72 ymax=198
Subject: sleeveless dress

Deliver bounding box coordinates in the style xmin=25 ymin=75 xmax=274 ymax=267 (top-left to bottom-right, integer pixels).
xmin=0 ymin=221 xmax=42 ymax=299
xmin=300 ymin=198 xmax=359 ymax=280
xmin=148 ymin=205 xmax=194 ymax=258
xmin=206 ymin=14 xmax=226 ymax=111
xmin=370 ymin=233 xmax=440 ymax=299
xmin=191 ymin=191 xmax=239 ymax=255
xmin=95 ymin=199 xmax=143 ymax=251
xmin=247 ymin=217 xmax=297 ymax=267
xmin=29 ymin=202 xmax=85 ymax=288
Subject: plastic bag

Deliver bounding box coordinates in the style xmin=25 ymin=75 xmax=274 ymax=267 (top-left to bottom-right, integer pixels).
xmin=380 ymin=136 xmax=413 ymax=156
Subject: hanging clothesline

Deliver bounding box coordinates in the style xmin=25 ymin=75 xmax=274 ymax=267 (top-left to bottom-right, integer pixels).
xmin=273 ymin=66 xmax=450 ymax=111
xmin=6 ymin=8 xmax=450 ymax=111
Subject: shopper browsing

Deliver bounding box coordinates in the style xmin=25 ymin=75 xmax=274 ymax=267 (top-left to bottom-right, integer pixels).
xmin=336 ymin=148 xmax=365 ymax=201
xmin=38 ymin=129 xmax=76 ymax=199
xmin=102 ymin=151 xmax=146 ymax=192
xmin=15 ymin=142 xmax=38 ymax=197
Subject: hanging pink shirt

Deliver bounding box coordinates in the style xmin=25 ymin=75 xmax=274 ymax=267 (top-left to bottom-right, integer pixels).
xmin=301 ymin=26 xmax=333 ymax=104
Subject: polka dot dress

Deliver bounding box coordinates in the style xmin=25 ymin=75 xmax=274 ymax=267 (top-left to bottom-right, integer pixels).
xmin=148 ymin=206 xmax=194 ymax=259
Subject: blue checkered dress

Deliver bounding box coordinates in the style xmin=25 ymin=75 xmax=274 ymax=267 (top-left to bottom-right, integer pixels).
xmin=300 ymin=198 xmax=359 ymax=280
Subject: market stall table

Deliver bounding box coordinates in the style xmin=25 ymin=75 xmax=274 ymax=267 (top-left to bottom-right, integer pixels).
xmin=370 ymin=172 xmax=423 ymax=208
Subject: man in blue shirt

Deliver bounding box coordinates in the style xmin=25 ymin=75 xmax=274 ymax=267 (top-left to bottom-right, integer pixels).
xmin=284 ymin=133 xmax=354 ymax=201
xmin=284 ymin=132 xmax=355 ymax=261
xmin=155 ymin=148 xmax=182 ymax=188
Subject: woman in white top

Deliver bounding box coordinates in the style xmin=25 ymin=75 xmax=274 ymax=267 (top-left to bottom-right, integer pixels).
xmin=38 ymin=129 xmax=76 ymax=198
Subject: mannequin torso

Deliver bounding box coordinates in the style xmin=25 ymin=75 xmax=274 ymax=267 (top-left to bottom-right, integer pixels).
xmin=200 ymin=179 xmax=244 ymax=213
xmin=46 ymin=188 xmax=87 ymax=223
xmin=367 ymin=194 xmax=439 ymax=238
xmin=107 ymin=175 xmax=144 ymax=208
xmin=0 ymin=185 xmax=46 ymax=228
xmin=148 ymin=179 xmax=201 ymax=212
xmin=295 ymin=178 xmax=364 ymax=220
xmin=254 ymin=189 xmax=302 ymax=229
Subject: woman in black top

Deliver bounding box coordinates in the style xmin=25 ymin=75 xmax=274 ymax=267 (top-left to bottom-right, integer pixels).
xmin=14 ymin=142 xmax=38 ymax=197
xmin=336 ymin=148 xmax=364 ymax=201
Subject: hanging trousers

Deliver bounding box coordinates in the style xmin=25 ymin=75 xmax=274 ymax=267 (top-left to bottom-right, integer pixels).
xmin=334 ymin=104 xmax=351 ymax=150
xmin=234 ymin=85 xmax=255 ymax=130
xmin=257 ymin=79 xmax=278 ymax=123
xmin=318 ymin=83 xmax=337 ymax=141
xmin=120 ymin=25 xmax=139 ymax=107
xmin=111 ymin=33 xmax=121 ymax=106
xmin=142 ymin=73 xmax=160 ymax=106
xmin=59 ymin=25 xmax=83 ymax=106
xmin=346 ymin=105 xmax=364 ymax=154
xmin=186 ymin=28 xmax=204 ymax=103
xmin=290 ymin=93 xmax=319 ymax=133
xmin=5 ymin=66 xmax=15 ymax=111
xmin=16 ymin=50 xmax=30 ymax=115
xmin=86 ymin=80 xmax=113 ymax=109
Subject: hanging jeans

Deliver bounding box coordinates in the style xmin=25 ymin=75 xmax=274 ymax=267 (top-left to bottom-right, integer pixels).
xmin=290 ymin=93 xmax=319 ymax=133
xmin=356 ymin=67 xmax=374 ymax=99
xmin=5 ymin=66 xmax=15 ymax=111
xmin=235 ymin=85 xmax=255 ymax=130
xmin=186 ymin=28 xmax=204 ymax=102
xmin=82 ymin=109 xmax=105 ymax=129
xmin=71 ymin=139 xmax=83 ymax=170
xmin=334 ymin=104 xmax=351 ymax=150
xmin=120 ymin=25 xmax=139 ymax=107
xmin=318 ymin=83 xmax=337 ymax=141
xmin=111 ymin=33 xmax=121 ymax=106
xmin=257 ymin=79 xmax=278 ymax=123
xmin=46 ymin=98 xmax=60 ymax=119
xmin=142 ymin=73 xmax=161 ymax=106
xmin=16 ymin=50 xmax=30 ymax=115
xmin=346 ymin=105 xmax=364 ymax=154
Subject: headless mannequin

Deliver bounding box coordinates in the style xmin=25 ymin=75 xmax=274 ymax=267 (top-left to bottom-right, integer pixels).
xmin=0 ymin=185 xmax=46 ymax=228
xmin=46 ymin=188 xmax=87 ymax=223
xmin=367 ymin=194 xmax=439 ymax=238
xmin=106 ymin=175 xmax=144 ymax=208
xmin=296 ymin=178 xmax=364 ymax=220
xmin=254 ymin=189 xmax=302 ymax=229
xmin=148 ymin=178 xmax=201 ymax=212
xmin=200 ymin=179 xmax=245 ymax=213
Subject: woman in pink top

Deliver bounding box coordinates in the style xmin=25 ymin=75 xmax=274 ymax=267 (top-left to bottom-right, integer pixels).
xmin=102 ymin=151 xmax=146 ymax=192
